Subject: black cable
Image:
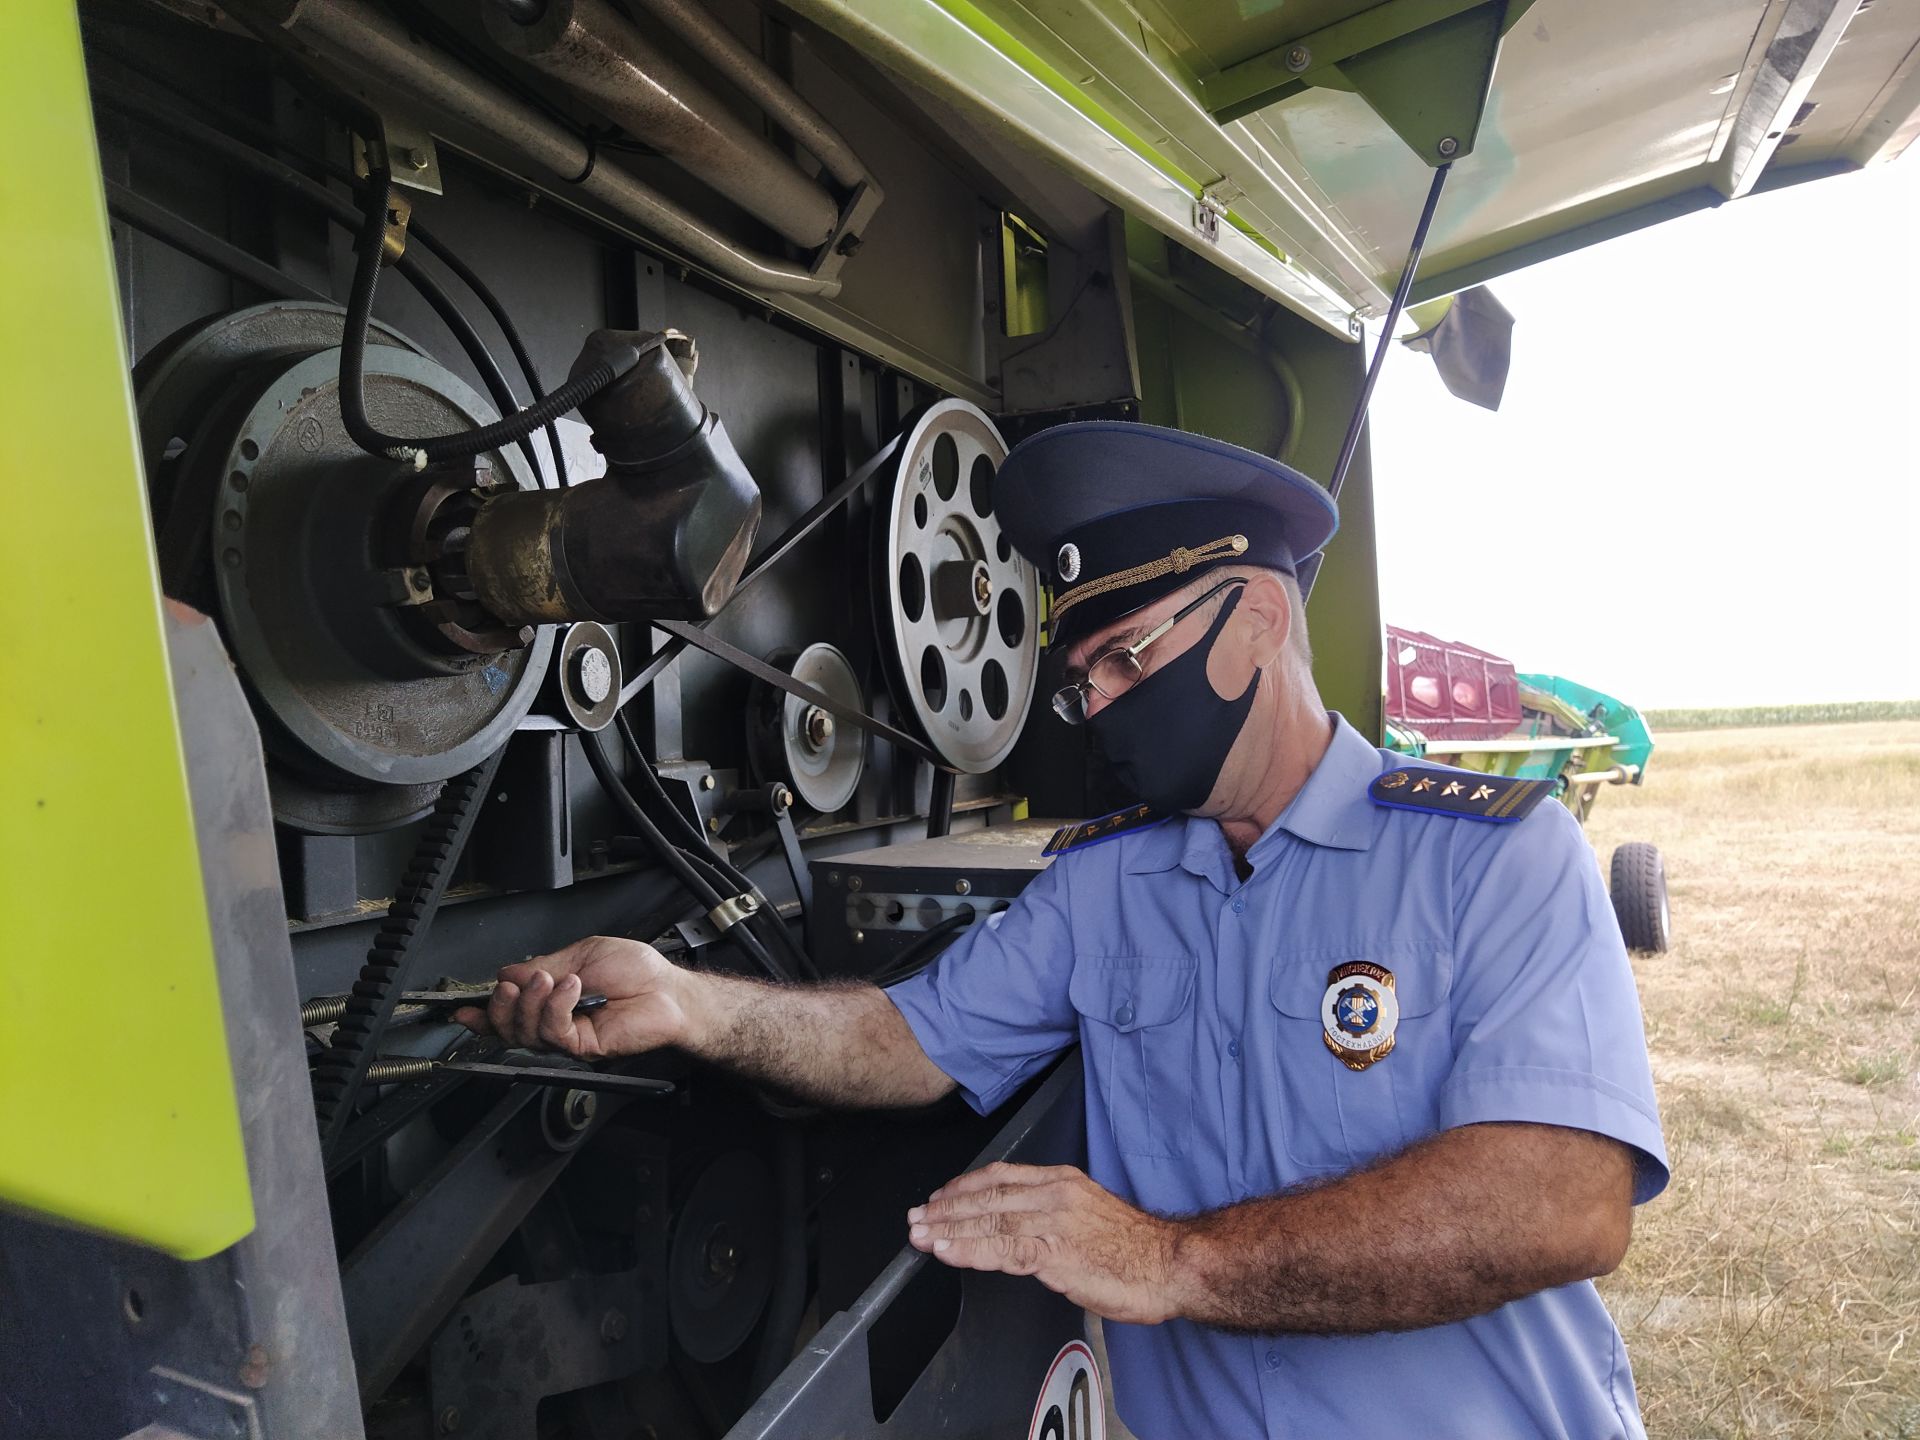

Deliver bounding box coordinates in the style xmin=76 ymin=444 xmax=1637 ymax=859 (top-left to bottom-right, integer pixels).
xmin=613 ymin=712 xmax=817 ymax=979
xmin=613 ymin=712 xmax=816 ymax=978
xmin=582 ymin=728 xmax=793 ymax=982
xmin=343 ymin=170 xmax=625 ymax=465
xmin=871 ymin=911 xmax=976 ymax=987
xmin=91 ymin=82 xmax=555 ymax=486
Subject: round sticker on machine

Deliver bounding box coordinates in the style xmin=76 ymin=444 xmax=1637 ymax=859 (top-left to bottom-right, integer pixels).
xmin=1027 ymin=1339 xmax=1105 ymax=1440
xmin=1320 ymin=961 xmax=1399 ymax=1071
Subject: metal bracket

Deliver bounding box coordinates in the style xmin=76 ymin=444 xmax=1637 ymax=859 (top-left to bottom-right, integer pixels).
xmin=1191 ymin=189 xmax=1227 ymax=245
xmin=810 ymin=176 xmax=885 ymax=281
xmin=352 ymin=118 xmax=444 ymax=197
xmin=707 ymin=890 xmax=763 ymax=932
xmin=1199 ymin=0 xmax=1536 ymax=166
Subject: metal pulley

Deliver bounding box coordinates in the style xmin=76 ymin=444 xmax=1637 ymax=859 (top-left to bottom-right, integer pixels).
xmin=746 ymin=642 xmax=867 ymax=813
xmin=873 ymin=401 xmax=1040 ymax=774
xmin=138 ymin=305 xmax=553 ymax=833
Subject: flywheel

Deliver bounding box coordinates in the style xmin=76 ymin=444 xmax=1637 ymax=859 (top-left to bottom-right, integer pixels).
xmin=873 ymin=401 xmax=1039 ymax=774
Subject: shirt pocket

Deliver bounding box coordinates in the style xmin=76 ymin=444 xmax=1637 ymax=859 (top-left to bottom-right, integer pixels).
xmin=1069 ymin=955 xmax=1198 ymax=1160
xmin=1268 ymin=941 xmax=1453 ymax=1171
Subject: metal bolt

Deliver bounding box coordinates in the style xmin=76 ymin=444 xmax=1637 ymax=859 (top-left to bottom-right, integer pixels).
xmin=815 ymin=1166 xmax=835 ymax=1186
xmin=439 ymin=1407 xmax=461 ymax=1434
xmin=561 ymin=1089 xmax=596 ymax=1132
xmin=1285 ymin=45 xmax=1312 ymax=72
xmin=851 ymin=930 xmax=865 ymax=945
xmin=406 ymin=147 xmax=431 ymax=172
xmin=848 ymin=875 xmax=863 ymax=891
xmin=700 ymin=774 xmax=716 ymax=791
xmin=956 ymin=879 xmax=973 ymax=895
xmin=600 ymin=1308 xmax=629 ymax=1344
xmin=707 ymin=816 xmax=722 ymax=833
xmin=1436 ymin=136 xmax=1459 ymax=158
xmin=827 ymin=871 xmax=841 ymax=885
xmin=571 ymin=646 xmax=613 ymax=705
xmin=772 ymin=784 xmax=793 ymax=812
xmin=803 ymin=706 xmax=835 ymax=749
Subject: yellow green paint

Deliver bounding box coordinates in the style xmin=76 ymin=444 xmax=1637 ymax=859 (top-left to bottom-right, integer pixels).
xmin=0 ymin=2 xmax=252 ymax=1259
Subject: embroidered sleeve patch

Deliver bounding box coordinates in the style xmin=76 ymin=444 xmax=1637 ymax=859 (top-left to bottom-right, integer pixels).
xmin=1368 ymin=767 xmax=1554 ymax=823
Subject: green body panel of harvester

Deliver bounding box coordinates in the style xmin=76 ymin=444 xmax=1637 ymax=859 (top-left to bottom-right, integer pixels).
xmin=1386 ymin=672 xmax=1656 ymax=826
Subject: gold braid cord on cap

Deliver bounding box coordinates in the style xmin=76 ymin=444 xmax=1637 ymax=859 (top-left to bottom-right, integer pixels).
xmin=1049 ymin=533 xmax=1249 ymax=625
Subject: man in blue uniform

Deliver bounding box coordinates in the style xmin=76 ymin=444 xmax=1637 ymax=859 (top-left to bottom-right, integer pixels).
xmin=463 ymin=423 xmax=1668 ymax=1438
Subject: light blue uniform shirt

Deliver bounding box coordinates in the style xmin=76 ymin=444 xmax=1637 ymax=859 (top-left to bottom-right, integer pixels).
xmin=887 ymin=714 xmax=1668 ymax=1439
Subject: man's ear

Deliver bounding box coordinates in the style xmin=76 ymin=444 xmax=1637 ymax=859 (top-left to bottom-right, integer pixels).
xmin=1237 ymin=572 xmax=1292 ymax=668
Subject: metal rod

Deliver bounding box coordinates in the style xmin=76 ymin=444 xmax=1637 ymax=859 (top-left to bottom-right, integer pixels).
xmin=1297 ymin=161 xmax=1450 ymax=603
xmin=225 ymin=0 xmax=839 ymax=296
xmin=1326 ymin=161 xmax=1451 ymax=506
xmin=627 ymin=0 xmax=870 ymax=190
xmin=1562 ymin=765 xmax=1638 ymax=788
xmin=104 ymin=182 xmax=330 ymax=304
xmin=486 ymin=0 xmax=839 ymax=248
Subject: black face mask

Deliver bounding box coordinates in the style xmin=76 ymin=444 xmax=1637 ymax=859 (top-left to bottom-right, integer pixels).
xmin=1089 ymin=588 xmax=1259 ymax=814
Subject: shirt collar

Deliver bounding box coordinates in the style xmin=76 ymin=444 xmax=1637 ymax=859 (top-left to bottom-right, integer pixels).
xmin=1123 ymin=712 xmax=1381 ymax=882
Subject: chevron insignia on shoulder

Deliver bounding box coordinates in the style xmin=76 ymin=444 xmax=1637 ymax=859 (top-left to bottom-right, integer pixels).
xmin=1042 ymin=802 xmax=1167 ymax=857
xmin=1369 ymin=767 xmax=1554 ymax=823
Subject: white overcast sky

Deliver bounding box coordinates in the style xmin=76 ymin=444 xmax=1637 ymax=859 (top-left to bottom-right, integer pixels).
xmin=1368 ymin=153 xmax=1920 ymax=709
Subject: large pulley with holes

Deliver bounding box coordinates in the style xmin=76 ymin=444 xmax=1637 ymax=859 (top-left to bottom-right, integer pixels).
xmin=135 ymin=303 xmax=554 ymax=833
xmin=873 ymin=401 xmax=1040 ymax=774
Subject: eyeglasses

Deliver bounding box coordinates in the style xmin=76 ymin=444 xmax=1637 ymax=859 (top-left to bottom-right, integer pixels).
xmin=1050 ymin=577 xmax=1247 ymax=725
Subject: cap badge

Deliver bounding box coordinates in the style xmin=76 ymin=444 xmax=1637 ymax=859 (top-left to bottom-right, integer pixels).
xmin=1321 ymin=961 xmax=1398 ymax=1071
xmin=1056 ymin=542 xmax=1082 ymax=583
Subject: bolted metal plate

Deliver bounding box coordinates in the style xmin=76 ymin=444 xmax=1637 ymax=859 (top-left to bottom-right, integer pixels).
xmin=207 ymin=346 xmax=554 ymax=791
xmin=876 ymin=401 xmax=1039 ymax=774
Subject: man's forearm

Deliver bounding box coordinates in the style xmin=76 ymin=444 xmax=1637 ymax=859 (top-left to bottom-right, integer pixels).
xmin=1168 ymin=1123 xmax=1634 ymax=1334
xmin=675 ymin=968 xmax=955 ymax=1109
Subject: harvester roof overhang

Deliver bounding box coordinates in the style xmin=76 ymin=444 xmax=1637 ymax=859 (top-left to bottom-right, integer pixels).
xmin=786 ymin=0 xmax=1920 ymax=333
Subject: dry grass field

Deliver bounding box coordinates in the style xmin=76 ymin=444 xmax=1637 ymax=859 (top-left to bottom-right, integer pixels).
xmin=1587 ymin=721 xmax=1920 ymax=1437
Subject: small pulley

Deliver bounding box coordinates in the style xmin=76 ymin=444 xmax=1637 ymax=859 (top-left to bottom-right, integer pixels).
xmin=873 ymin=401 xmax=1040 ymax=774
xmin=746 ymin=642 xmax=867 ymax=813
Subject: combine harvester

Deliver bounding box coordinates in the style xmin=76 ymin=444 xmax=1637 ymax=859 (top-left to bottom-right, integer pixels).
xmin=1385 ymin=626 xmax=1668 ymax=952
xmin=3 ymin=0 xmax=1909 ymax=1435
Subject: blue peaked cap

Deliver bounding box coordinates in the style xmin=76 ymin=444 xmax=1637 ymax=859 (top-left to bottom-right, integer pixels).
xmin=990 ymin=421 xmax=1338 ymax=649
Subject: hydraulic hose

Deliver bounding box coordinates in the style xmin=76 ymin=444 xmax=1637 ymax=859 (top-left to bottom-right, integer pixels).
xmin=89 ymin=70 xmax=568 ymax=484
xmin=872 ymin=911 xmax=976 ymax=987
xmin=582 ymin=728 xmax=792 ymax=982
xmin=342 ymin=170 xmax=625 ymax=465
xmin=614 ymin=712 xmax=816 ymax=979
xmin=93 ymin=83 xmax=553 ymax=485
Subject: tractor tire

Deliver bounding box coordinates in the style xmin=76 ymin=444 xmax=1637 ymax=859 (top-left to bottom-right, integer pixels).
xmin=1609 ymin=842 xmax=1671 ymax=953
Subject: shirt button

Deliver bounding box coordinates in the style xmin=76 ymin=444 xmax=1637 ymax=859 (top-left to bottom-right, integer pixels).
xmin=1114 ymin=1002 xmax=1135 ymax=1027
xmin=1231 ymin=897 xmax=1246 ymax=914
xmin=1227 ymin=1038 xmax=1241 ymax=1059
xmin=1264 ymin=1349 xmax=1281 ymax=1372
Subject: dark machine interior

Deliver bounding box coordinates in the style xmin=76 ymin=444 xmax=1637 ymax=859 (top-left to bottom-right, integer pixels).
xmin=52 ymin=0 xmax=1186 ymax=1433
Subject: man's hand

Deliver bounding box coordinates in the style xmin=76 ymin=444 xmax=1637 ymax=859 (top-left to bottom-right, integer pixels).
xmin=454 ymin=936 xmax=688 ymax=1059
xmin=907 ymin=1162 xmax=1183 ymax=1325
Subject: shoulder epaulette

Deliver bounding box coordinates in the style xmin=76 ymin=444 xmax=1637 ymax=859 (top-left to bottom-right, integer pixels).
xmin=1369 ymin=766 xmax=1554 ymax=823
xmin=1042 ymin=802 xmax=1167 ymax=857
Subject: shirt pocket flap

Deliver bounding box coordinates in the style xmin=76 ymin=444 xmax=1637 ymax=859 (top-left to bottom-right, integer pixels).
xmin=1269 ymin=940 xmax=1453 ymax=1019
xmin=1069 ymin=956 xmax=1197 ymax=1032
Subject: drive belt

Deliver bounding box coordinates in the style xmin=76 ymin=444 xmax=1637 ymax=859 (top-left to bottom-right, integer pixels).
xmin=311 ymin=747 xmax=507 ymax=1157
xmin=617 ymin=432 xmax=905 ymax=701
xmin=653 ymin=617 xmax=952 ymax=772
